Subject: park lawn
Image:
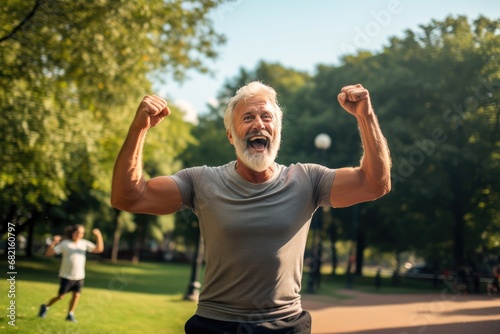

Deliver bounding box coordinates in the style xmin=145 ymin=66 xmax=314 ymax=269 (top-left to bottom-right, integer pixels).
xmin=0 ymin=257 xmax=199 ymax=333
xmin=0 ymin=256 xmax=445 ymax=333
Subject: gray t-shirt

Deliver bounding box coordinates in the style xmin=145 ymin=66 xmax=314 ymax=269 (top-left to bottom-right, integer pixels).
xmin=171 ymin=161 xmax=336 ymax=322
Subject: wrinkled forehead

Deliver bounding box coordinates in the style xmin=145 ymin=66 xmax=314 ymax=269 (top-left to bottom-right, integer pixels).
xmin=234 ymin=96 xmax=274 ymax=114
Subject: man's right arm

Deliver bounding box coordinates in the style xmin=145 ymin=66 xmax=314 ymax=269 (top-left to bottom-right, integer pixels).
xmin=110 ymin=95 xmax=184 ymax=215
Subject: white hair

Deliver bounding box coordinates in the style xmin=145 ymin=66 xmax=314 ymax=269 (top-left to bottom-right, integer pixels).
xmin=223 ymin=81 xmax=283 ymax=132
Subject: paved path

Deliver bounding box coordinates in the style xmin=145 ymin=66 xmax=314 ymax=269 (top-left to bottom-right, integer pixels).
xmin=302 ymin=290 xmax=500 ymax=334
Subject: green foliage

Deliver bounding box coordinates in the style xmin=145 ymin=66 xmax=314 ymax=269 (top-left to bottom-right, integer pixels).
xmin=291 ymin=15 xmax=500 ymax=270
xmin=199 ymin=15 xmax=500 ymax=271
xmin=1 ymin=1 xmax=227 ymax=253
xmin=377 ymin=15 xmax=500 ymax=266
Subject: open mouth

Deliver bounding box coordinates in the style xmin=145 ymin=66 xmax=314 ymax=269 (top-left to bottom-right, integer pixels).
xmin=248 ymin=135 xmax=269 ymax=150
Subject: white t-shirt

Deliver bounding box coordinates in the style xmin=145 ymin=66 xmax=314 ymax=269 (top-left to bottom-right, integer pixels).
xmin=54 ymin=239 xmax=96 ymax=280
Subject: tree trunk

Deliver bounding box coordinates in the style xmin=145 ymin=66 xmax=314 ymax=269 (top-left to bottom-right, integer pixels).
xmin=5 ymin=211 xmax=36 ymax=257
xmin=329 ymin=222 xmax=338 ymax=275
xmin=451 ymin=124 xmax=466 ymax=268
xmin=132 ymin=223 xmax=144 ymax=264
xmin=110 ymin=209 xmax=121 ymax=263
xmin=26 ymin=217 xmax=35 ymax=257
xmin=355 ymin=224 xmax=365 ymax=276
xmin=452 ymin=201 xmax=465 ymax=267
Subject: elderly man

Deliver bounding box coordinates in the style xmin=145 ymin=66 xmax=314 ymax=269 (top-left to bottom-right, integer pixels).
xmin=111 ymin=82 xmax=391 ymax=333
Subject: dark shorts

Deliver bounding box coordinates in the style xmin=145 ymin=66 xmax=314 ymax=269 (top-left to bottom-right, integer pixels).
xmin=185 ymin=310 xmax=311 ymax=334
xmin=58 ymin=278 xmax=84 ymax=296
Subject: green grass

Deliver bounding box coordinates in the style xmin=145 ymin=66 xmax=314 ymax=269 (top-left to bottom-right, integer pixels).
xmin=0 ymin=256 xmax=450 ymax=333
xmin=0 ymin=257 xmax=199 ymax=333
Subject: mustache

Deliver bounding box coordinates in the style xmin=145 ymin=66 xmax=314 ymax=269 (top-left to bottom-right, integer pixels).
xmin=244 ymin=130 xmax=272 ymax=141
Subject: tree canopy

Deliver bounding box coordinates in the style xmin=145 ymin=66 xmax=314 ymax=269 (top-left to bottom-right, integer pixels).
xmin=0 ymin=0 xmax=226 ymax=256
xmin=192 ymin=15 xmax=500 ymax=272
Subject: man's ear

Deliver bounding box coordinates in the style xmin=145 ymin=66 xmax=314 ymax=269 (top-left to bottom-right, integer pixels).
xmin=227 ymin=129 xmax=234 ymax=145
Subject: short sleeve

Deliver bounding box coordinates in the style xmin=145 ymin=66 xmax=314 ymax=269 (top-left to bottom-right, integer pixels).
xmin=85 ymin=240 xmax=96 ymax=252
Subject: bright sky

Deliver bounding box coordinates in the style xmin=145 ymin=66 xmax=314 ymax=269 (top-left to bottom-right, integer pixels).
xmin=156 ymin=0 xmax=500 ymax=123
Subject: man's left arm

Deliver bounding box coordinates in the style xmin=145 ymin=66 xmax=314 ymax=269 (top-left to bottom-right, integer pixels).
xmin=91 ymin=228 xmax=104 ymax=254
xmin=330 ymin=84 xmax=391 ymax=207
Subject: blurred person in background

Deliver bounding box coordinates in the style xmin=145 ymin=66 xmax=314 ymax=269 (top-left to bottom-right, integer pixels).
xmin=38 ymin=225 xmax=104 ymax=322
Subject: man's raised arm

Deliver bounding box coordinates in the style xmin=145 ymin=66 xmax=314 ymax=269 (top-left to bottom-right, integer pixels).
xmin=330 ymin=84 xmax=391 ymax=208
xmin=110 ymin=95 xmax=183 ymax=215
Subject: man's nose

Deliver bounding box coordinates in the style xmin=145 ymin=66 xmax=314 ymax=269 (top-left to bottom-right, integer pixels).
xmin=252 ymin=116 xmax=265 ymax=130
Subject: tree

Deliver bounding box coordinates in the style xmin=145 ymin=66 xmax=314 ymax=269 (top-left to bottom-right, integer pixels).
xmin=379 ymin=15 xmax=500 ymax=269
xmin=0 ymin=0 xmax=227 ymax=256
xmin=309 ymin=15 xmax=500 ymax=271
xmin=271 ymin=15 xmax=500 ymax=274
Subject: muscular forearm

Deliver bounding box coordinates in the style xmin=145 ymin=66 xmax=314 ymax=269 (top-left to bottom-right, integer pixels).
xmin=110 ymin=96 xmax=182 ymax=215
xmin=111 ymin=95 xmax=172 ymax=212
xmin=356 ymin=111 xmax=391 ymax=195
xmin=331 ymin=85 xmax=391 ymax=207
xmin=110 ymin=126 xmax=149 ymax=210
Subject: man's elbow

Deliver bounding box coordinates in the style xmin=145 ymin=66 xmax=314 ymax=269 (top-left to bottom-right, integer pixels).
xmin=110 ymin=197 xmax=123 ymax=211
xmin=372 ymin=177 xmax=391 ymax=199
xmin=110 ymin=190 xmax=122 ymax=209
xmin=110 ymin=192 xmax=134 ymax=212
xmin=363 ymin=170 xmax=391 ymax=200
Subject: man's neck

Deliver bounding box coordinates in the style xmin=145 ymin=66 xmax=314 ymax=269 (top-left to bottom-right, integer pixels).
xmin=235 ymin=160 xmax=275 ymax=184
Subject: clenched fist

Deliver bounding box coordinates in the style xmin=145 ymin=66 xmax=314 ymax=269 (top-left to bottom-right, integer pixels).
xmin=337 ymin=84 xmax=373 ymax=118
xmin=133 ymin=95 xmax=171 ymax=129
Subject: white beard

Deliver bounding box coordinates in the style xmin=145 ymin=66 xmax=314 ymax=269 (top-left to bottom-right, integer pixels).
xmin=233 ymin=130 xmax=281 ymax=172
